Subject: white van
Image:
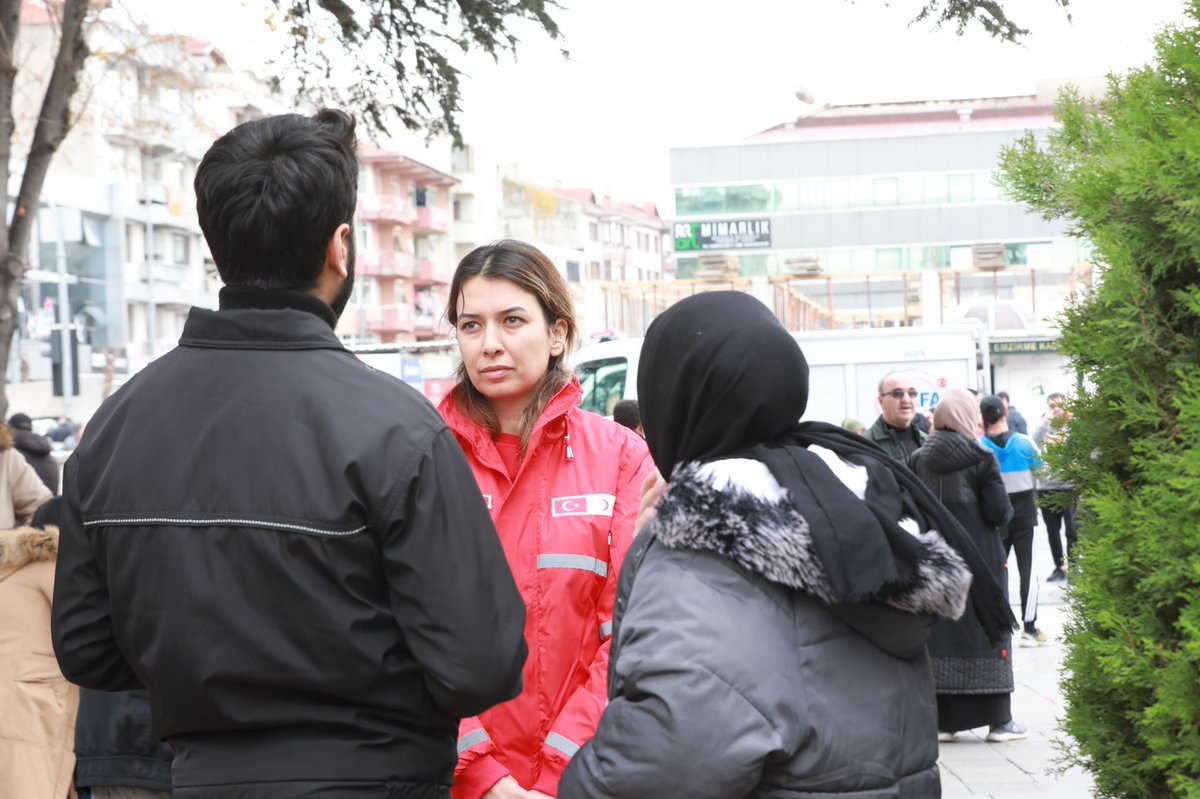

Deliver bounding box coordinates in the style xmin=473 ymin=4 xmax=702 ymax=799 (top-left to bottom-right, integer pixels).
xmin=572 ymin=338 xmax=644 ymax=418
xmin=573 ymin=326 xmax=989 ymax=425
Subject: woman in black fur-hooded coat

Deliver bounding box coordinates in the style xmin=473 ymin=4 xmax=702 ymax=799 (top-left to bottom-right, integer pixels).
xmin=559 ymin=292 xmax=1016 ymax=799
xmin=908 ymin=390 xmax=1024 ymax=742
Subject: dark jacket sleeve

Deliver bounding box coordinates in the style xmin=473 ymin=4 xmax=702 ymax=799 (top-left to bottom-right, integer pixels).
xmin=51 ymin=456 xmax=142 ymax=691
xmin=559 ymin=549 xmax=782 ymax=799
xmin=380 ymin=427 xmax=527 ymax=718
xmin=976 ymin=456 xmax=1013 ymax=529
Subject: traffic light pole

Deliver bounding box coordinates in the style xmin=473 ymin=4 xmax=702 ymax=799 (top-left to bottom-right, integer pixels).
xmin=48 ymin=201 xmax=74 ymax=420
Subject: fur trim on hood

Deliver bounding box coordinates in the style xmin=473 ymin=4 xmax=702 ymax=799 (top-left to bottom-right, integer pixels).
xmin=0 ymin=525 xmax=59 ymax=569
xmin=655 ymin=459 xmax=971 ymax=620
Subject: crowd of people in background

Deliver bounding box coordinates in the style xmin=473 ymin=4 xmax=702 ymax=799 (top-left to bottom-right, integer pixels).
xmin=850 ymin=373 xmax=1079 ymax=744
xmin=1 ymin=108 xmax=1080 ymax=799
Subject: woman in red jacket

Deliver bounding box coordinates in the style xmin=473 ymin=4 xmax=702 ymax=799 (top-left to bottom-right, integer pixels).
xmin=439 ymin=240 xmax=654 ymax=799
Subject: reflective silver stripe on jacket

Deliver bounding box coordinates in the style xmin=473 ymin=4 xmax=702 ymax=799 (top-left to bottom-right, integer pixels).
xmin=457 ymin=729 xmax=490 ymax=755
xmin=537 ymin=554 xmax=609 ymax=578
xmin=82 ymin=516 xmax=368 ymax=538
xmin=599 ymin=620 xmax=613 ymax=641
xmin=545 ymin=731 xmax=580 ymax=759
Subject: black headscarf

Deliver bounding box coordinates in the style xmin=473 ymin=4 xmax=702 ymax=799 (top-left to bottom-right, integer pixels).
xmin=637 ymin=292 xmax=1016 ymax=643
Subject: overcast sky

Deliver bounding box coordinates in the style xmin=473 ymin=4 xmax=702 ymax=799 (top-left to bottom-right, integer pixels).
xmin=125 ymin=0 xmax=1190 ymax=211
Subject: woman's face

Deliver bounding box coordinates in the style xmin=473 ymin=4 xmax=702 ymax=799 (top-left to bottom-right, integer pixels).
xmin=455 ymin=276 xmax=567 ymax=412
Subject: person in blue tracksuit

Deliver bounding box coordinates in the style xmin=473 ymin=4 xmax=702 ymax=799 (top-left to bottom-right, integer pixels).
xmin=979 ymin=395 xmax=1046 ymax=646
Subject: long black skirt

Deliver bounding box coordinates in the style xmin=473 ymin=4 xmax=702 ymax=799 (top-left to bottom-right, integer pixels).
xmin=937 ymin=693 xmax=1011 ymax=732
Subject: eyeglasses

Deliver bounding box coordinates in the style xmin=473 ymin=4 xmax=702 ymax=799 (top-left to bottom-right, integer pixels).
xmin=882 ymin=389 xmax=919 ymax=399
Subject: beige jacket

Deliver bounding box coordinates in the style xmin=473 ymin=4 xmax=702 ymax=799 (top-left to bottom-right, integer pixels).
xmin=0 ymin=526 xmax=79 ymax=799
xmin=0 ymin=425 xmax=53 ymax=528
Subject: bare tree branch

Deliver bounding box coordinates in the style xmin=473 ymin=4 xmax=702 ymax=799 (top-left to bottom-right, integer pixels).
xmin=9 ymin=0 xmax=89 ymax=265
xmin=268 ymin=0 xmax=565 ymax=142
xmin=906 ymin=0 xmax=1071 ymax=43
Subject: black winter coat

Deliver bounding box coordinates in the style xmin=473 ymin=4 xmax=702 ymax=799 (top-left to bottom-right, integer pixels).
xmin=51 ymin=290 xmax=528 ymax=798
xmin=75 ymin=689 xmax=173 ymax=792
xmin=909 ymin=431 xmax=1014 ymax=695
xmin=12 ymin=428 xmax=59 ymax=494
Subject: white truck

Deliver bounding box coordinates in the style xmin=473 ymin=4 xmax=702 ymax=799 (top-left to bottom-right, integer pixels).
xmin=573 ymin=325 xmax=991 ymax=426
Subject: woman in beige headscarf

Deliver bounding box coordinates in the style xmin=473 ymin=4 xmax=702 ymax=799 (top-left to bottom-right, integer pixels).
xmin=0 ymin=524 xmax=79 ymax=798
xmin=909 ymin=389 xmax=1027 ymax=742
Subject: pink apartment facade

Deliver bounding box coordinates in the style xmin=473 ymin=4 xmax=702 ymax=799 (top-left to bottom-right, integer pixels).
xmin=340 ymin=147 xmax=457 ymax=345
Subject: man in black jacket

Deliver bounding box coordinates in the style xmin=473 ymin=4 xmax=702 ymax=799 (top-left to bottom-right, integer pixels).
xmin=8 ymin=413 xmax=59 ymax=493
xmin=51 ymin=110 xmax=528 ymax=799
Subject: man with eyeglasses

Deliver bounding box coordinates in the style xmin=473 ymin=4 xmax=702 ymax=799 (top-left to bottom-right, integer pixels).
xmin=866 ymin=371 xmax=929 ymax=464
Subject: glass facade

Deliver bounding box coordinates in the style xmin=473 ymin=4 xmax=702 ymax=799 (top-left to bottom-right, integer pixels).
xmin=675 ymin=169 xmax=1006 ymax=216
xmin=674 ymin=238 xmax=1093 ymax=279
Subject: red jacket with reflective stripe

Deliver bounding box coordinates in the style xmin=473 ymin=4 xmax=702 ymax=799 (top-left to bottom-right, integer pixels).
xmin=439 ymin=379 xmax=653 ymax=798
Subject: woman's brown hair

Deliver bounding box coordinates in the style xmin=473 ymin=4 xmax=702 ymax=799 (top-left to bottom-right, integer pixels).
xmin=445 ymin=240 xmax=578 ymax=449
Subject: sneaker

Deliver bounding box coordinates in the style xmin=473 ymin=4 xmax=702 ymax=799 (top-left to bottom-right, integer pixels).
xmin=1020 ymin=629 xmax=1049 ymax=647
xmin=937 ymin=731 xmax=957 ymax=743
xmin=1047 ymin=567 xmax=1067 ymax=583
xmin=986 ymin=721 xmax=1029 ymax=742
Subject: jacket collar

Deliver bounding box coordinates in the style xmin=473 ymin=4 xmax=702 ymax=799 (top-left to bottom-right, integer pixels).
xmin=440 ymin=378 xmax=583 ymax=462
xmin=178 ymin=288 xmax=347 ymax=352
xmin=654 ymin=459 xmax=970 ymax=622
xmin=219 ymin=286 xmax=338 ymax=328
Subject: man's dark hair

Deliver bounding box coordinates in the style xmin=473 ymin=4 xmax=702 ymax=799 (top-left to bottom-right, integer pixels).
xmin=612 ymin=399 xmax=640 ymax=432
xmin=997 ymin=391 xmax=1011 ymax=402
xmin=195 ymin=109 xmax=358 ymax=290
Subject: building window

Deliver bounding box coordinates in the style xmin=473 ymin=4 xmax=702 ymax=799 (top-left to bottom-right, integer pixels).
xmin=898 ymin=175 xmax=923 ymax=205
xmin=589 ymin=222 xmax=599 ymax=241
xmin=358 ymin=168 xmax=371 ymax=194
xmin=872 ymin=178 xmax=899 ymax=206
xmin=949 ymin=245 xmax=973 ymax=269
xmin=453 ymin=199 xmax=461 ymax=221
xmin=948 ymin=174 xmax=974 ymax=203
xmin=975 ymin=170 xmax=1003 ymax=202
xmin=820 ymin=177 xmax=849 ymax=208
xmin=172 ymin=234 xmax=190 ymax=265
xmin=590 ymin=261 xmax=601 ymax=280
xmin=922 ymin=175 xmax=948 ymax=204
xmin=875 ymin=247 xmax=902 ymax=271
xmin=567 ymin=261 xmax=580 ymax=282
xmin=603 ymin=260 xmax=612 ymax=281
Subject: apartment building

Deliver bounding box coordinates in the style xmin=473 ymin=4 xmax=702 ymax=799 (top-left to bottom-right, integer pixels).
xmin=341 ymin=147 xmax=457 ymax=345
xmin=13 ymin=1 xmax=288 ymax=381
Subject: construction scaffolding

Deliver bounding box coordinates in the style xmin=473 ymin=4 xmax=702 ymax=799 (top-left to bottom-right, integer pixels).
xmin=591 ymin=264 xmax=1096 ymax=336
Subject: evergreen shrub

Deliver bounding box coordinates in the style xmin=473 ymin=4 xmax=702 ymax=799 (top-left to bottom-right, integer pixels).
xmin=998 ymin=4 xmax=1200 ymax=797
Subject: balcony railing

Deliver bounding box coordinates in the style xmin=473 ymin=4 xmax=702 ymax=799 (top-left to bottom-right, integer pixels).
xmin=367 ymin=304 xmax=415 ymax=333
xmin=414 ymin=205 xmax=450 ymax=233
xmin=414 ymin=314 xmax=452 ymax=337
xmin=357 ymin=194 xmax=416 ymax=224
xmin=360 ymin=250 xmax=415 ymax=278
xmin=413 ymin=258 xmax=450 ymax=285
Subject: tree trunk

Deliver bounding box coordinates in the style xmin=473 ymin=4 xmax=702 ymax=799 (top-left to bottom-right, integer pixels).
xmin=0 ymin=0 xmax=89 ymax=418
xmin=0 ymin=0 xmax=21 ymax=420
